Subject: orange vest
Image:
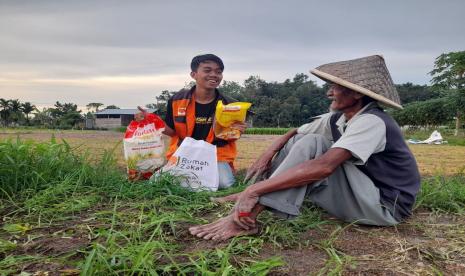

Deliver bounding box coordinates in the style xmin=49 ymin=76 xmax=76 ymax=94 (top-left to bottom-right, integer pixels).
xmin=166 ymin=88 xmax=237 ymax=166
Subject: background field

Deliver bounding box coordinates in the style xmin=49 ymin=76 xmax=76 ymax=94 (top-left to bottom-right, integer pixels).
xmin=1 ymin=129 xmax=465 ymax=275
xmin=0 ymin=129 xmax=464 ymax=175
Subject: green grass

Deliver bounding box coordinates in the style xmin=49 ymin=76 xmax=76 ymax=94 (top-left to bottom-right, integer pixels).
xmin=1 ymin=138 xmax=465 ymax=274
xmin=415 ymin=173 xmax=465 ymax=213
xmin=0 ymin=139 xmax=293 ymax=274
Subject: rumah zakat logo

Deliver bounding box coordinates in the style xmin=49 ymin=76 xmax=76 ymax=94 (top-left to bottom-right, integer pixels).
xmin=133 ymin=123 xmax=156 ymax=137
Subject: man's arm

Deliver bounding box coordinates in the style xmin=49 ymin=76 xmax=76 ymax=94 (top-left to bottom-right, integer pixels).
xmin=162 ymin=125 xmax=176 ymax=136
xmin=136 ymin=105 xmax=177 ymax=136
xmin=244 ymin=128 xmax=298 ymax=182
xmin=162 ymin=100 xmax=176 ymax=137
xmin=248 ymin=147 xmax=352 ymax=196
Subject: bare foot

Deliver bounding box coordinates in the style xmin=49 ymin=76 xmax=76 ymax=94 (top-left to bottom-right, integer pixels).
xmin=189 ymin=214 xmax=258 ymax=241
xmin=210 ymin=192 xmax=242 ymax=203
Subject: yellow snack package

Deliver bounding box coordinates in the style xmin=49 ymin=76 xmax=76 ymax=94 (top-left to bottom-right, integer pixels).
xmin=214 ymin=101 xmax=252 ymax=140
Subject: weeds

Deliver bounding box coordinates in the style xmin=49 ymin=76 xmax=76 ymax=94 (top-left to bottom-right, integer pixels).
xmin=415 ymin=173 xmax=465 ymax=213
xmin=316 ymin=225 xmax=356 ymax=275
xmin=260 ymin=204 xmax=325 ymax=247
xmin=1 ymin=138 xmax=465 ymax=274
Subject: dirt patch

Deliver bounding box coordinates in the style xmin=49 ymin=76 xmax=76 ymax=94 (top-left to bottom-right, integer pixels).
xmin=261 ymin=244 xmax=327 ymax=275
xmin=21 ymin=236 xmax=88 ymax=256
xmin=23 ymin=262 xmax=80 ymax=276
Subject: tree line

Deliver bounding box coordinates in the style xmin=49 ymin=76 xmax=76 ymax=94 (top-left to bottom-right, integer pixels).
xmin=1 ymin=51 xmax=463 ymax=134
xmin=150 ymin=77 xmax=453 ymax=129
xmin=392 ymin=51 xmax=465 ymax=135
xmin=0 ymin=100 xmax=120 ymax=129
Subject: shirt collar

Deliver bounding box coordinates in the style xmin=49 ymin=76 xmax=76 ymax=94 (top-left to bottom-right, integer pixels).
xmin=336 ymin=102 xmax=379 ymax=132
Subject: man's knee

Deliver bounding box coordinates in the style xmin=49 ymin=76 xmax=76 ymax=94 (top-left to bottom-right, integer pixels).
xmin=292 ymin=134 xmax=332 ymax=151
xmin=218 ymin=162 xmax=235 ymax=189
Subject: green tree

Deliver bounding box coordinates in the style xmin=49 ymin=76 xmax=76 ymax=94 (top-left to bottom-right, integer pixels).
xmin=395 ymin=83 xmax=440 ymax=104
xmin=216 ymin=74 xmax=330 ymax=127
xmin=9 ymin=99 xmax=24 ymax=125
xmin=430 ymin=51 xmax=465 ymax=135
xmin=32 ymin=108 xmax=53 ymax=127
xmin=104 ymin=105 xmax=120 ymax=109
xmin=86 ymin=102 xmax=104 ymax=113
xmin=147 ymin=90 xmax=176 ymax=118
xmin=0 ymin=98 xmax=11 ymax=126
xmin=220 ymin=80 xmax=244 ymax=101
xmin=392 ymin=98 xmax=454 ymax=128
xmin=51 ymin=101 xmax=82 ymax=128
xmin=21 ymin=102 xmax=36 ymax=125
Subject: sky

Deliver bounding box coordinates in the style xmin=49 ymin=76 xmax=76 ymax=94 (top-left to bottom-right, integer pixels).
xmin=1 ymin=0 xmax=464 ymax=111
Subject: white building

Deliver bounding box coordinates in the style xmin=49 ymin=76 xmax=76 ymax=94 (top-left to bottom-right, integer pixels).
xmin=93 ymin=108 xmax=157 ymax=129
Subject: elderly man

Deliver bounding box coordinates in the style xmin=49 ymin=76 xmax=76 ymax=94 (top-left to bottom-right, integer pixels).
xmin=189 ymin=55 xmax=421 ymax=241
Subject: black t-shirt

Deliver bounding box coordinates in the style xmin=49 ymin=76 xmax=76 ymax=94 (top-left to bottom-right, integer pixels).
xmin=165 ymin=96 xmax=217 ymax=141
xmin=191 ymin=100 xmax=217 ymax=140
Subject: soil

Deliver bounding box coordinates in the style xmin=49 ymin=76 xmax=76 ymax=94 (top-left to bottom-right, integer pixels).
xmin=2 ymin=206 xmax=464 ymax=275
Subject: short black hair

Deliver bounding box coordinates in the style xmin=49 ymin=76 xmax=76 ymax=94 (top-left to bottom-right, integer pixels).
xmin=190 ymin=54 xmax=224 ymax=72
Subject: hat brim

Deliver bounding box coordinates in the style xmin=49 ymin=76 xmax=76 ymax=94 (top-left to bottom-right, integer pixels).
xmin=311 ymin=69 xmax=403 ymax=110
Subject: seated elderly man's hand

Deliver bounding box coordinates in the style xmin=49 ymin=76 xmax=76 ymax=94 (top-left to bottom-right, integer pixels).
xmin=233 ymin=188 xmax=259 ymax=230
xmin=244 ymin=151 xmax=274 ymax=183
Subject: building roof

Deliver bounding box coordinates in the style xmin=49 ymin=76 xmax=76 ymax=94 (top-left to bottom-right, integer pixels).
xmin=96 ymin=108 xmax=157 ymax=115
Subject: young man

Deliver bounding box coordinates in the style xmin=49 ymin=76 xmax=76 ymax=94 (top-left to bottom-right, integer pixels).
xmin=162 ymin=54 xmax=245 ymax=188
xmin=189 ymin=55 xmax=421 ymax=241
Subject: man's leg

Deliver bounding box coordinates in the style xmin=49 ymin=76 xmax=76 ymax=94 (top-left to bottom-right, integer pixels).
xmin=266 ymin=134 xmax=307 ymax=178
xmin=211 ymin=134 xmax=307 ymax=203
xmin=189 ymin=203 xmax=264 ymax=241
xmin=218 ymin=162 xmax=235 ymax=189
xmin=306 ymin=162 xmax=399 ymax=226
xmin=258 ymin=134 xmax=398 ymax=225
xmin=190 ymin=134 xmax=331 ymax=240
xmin=258 ymin=134 xmax=332 ymax=218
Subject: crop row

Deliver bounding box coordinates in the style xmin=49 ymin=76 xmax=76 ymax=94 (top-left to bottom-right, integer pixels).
xmin=244 ymin=128 xmax=291 ymax=135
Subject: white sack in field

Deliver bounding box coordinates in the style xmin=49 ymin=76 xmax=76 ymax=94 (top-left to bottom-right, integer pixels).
xmin=407 ymin=130 xmax=445 ymax=145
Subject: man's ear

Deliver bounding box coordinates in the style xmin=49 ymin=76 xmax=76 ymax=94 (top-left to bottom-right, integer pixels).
xmin=190 ymin=71 xmax=196 ymax=79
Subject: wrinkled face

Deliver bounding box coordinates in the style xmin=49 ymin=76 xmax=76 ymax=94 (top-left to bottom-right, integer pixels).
xmin=327 ymin=84 xmax=361 ymax=112
xmin=190 ymin=61 xmax=223 ymax=90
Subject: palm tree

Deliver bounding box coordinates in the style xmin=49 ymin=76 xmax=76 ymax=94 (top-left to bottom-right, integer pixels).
xmin=32 ymin=108 xmax=53 ymax=127
xmin=9 ymin=99 xmax=23 ymax=125
xmin=0 ymin=98 xmax=11 ymax=126
xmin=21 ymin=102 xmax=36 ymax=125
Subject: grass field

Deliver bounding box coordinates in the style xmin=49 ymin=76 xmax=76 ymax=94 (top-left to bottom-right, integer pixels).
xmin=0 ymin=129 xmax=464 ymax=175
xmin=1 ymin=129 xmax=465 ymax=275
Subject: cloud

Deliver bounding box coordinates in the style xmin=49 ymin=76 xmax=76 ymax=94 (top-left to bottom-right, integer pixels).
xmin=0 ymin=0 xmax=464 ymax=108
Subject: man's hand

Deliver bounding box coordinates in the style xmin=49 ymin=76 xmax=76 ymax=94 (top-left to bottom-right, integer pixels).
xmin=232 ymin=188 xmax=259 ymax=229
xmin=244 ymin=151 xmax=274 ymax=183
xmin=135 ymin=106 xmax=146 ymax=122
xmin=244 ymin=128 xmax=298 ymax=183
xmin=230 ymin=121 xmax=247 ymax=134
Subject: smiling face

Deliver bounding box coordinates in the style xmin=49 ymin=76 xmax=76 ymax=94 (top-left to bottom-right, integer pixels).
xmin=327 ymin=84 xmax=364 ymax=114
xmin=190 ymin=61 xmax=223 ymax=90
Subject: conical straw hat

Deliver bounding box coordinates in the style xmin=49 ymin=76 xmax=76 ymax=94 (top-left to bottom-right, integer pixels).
xmin=311 ymin=55 xmax=402 ymax=109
